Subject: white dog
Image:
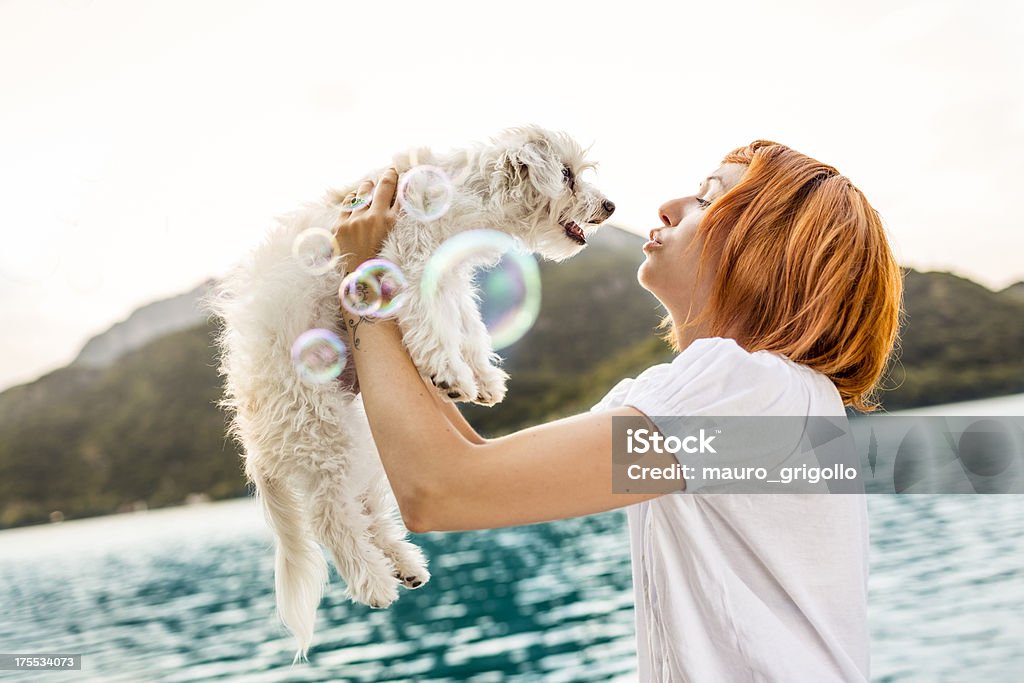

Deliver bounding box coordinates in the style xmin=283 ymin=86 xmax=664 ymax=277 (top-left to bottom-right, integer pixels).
xmin=204 ymin=125 xmax=613 ymax=664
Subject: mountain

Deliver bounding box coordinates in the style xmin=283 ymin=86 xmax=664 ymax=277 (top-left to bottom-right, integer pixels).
xmin=1000 ymin=281 xmax=1024 ymax=303
xmin=2 ymin=234 xmax=1024 ymax=529
xmin=881 ymin=270 xmax=1024 ymax=409
xmin=71 ymin=278 xmax=216 ymax=368
xmin=0 ymin=324 xmax=243 ymax=529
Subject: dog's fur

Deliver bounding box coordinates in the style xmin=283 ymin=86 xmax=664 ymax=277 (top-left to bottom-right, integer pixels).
xmin=203 ymin=125 xmax=612 ymax=664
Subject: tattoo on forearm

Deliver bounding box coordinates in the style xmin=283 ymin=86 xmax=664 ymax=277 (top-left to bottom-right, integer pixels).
xmin=344 ymin=314 xmax=376 ymax=351
xmin=338 ymin=267 xmax=377 ymax=351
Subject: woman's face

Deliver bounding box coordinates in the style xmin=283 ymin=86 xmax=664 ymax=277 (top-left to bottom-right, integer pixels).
xmin=637 ymin=162 xmax=747 ymax=319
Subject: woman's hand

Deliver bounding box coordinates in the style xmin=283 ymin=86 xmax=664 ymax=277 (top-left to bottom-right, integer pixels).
xmin=333 ymin=168 xmax=402 ymax=271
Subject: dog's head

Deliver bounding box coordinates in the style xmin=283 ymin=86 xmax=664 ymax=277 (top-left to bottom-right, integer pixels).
xmin=471 ymin=125 xmax=614 ymax=261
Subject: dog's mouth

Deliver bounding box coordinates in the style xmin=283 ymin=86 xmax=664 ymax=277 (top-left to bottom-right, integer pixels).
xmin=561 ymin=220 xmax=587 ymax=245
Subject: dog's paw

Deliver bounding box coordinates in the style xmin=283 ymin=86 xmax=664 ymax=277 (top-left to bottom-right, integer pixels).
xmin=427 ymin=360 xmax=478 ymax=403
xmin=472 ymin=364 xmax=509 ymax=406
xmin=392 ymin=565 xmax=430 ymax=589
xmin=347 ymin=571 xmax=400 ymax=609
xmin=388 ymin=542 xmax=431 ymax=590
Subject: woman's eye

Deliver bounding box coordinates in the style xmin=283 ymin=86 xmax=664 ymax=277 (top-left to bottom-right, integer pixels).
xmin=696 ymin=196 xmax=712 ymax=209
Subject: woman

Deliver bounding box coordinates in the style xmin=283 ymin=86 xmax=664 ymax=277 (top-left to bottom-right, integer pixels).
xmin=332 ymin=140 xmax=902 ymax=682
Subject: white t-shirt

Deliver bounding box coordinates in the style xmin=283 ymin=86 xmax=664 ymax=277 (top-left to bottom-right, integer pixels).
xmin=591 ymin=337 xmax=870 ymax=682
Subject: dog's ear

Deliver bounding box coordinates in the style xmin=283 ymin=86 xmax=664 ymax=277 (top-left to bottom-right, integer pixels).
xmin=493 ymin=139 xmax=564 ymax=201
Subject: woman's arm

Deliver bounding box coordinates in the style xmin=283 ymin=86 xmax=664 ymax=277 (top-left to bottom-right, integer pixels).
xmin=334 ymin=170 xmax=677 ymax=532
xmin=420 ymin=373 xmax=487 ymax=446
xmin=342 ymin=310 xmax=673 ymax=532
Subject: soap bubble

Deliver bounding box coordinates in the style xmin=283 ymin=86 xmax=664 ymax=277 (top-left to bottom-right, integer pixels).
xmin=339 ymin=269 xmax=383 ymax=317
xmin=397 ymin=165 xmax=454 ymax=222
xmin=477 ymin=252 xmax=542 ymax=349
xmin=291 ymin=328 xmax=347 ymax=383
xmin=292 ymin=228 xmax=340 ymax=275
xmin=422 ymin=229 xmax=541 ymax=350
xmin=345 ymin=258 xmax=408 ymax=318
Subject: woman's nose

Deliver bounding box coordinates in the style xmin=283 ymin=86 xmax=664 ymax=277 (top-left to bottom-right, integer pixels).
xmin=657 ymin=197 xmax=688 ymax=227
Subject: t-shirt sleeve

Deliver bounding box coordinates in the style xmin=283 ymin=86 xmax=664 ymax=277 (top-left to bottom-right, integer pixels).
xmin=589 ymin=377 xmax=636 ymax=413
xmin=588 ymin=359 xmax=680 ymax=413
xmin=604 ymin=337 xmax=847 ymax=494
xmin=622 ymin=336 xmax=802 ymax=418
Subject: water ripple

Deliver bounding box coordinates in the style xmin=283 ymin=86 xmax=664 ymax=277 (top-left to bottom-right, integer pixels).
xmin=0 ymin=489 xmax=1021 ymax=680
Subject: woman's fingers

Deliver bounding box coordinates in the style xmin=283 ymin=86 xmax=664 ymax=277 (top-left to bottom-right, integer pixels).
xmin=333 ymin=167 xmax=401 ymax=268
xmin=371 ymin=168 xmax=399 ymax=216
xmin=340 ymin=169 xmax=399 ymax=216
xmin=352 ymin=179 xmax=375 ymax=211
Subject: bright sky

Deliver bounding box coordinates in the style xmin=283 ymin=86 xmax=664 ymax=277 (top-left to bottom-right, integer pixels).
xmin=1 ymin=0 xmax=1022 ymax=391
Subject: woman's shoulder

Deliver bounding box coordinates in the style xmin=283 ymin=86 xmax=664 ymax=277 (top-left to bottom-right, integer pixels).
xmin=592 ymin=337 xmax=844 ymax=417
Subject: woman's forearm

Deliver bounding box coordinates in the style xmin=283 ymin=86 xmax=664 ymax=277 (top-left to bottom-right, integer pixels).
xmin=339 ymin=308 xmax=666 ymax=532
xmin=343 ymin=312 xmax=486 ymax=447
xmin=424 ymin=381 xmax=488 ymax=445
xmin=340 ymin=310 xmax=476 ymax=521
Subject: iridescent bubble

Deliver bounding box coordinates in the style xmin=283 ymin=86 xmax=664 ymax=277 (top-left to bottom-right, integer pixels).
xmin=477 ymin=251 xmax=543 ymax=349
xmin=292 ymin=227 xmax=340 ymax=275
xmin=339 ymin=269 xmax=384 ymax=317
xmin=348 ymin=258 xmax=408 ymax=317
xmin=422 ymin=229 xmax=541 ymax=350
xmin=291 ymin=328 xmax=347 ymax=383
xmin=397 ymin=165 xmax=454 ymax=222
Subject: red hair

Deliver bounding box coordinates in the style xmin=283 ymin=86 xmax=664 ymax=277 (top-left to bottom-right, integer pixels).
xmin=665 ymin=140 xmax=904 ymax=412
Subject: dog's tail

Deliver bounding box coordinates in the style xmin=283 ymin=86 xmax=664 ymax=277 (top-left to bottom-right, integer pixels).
xmin=250 ymin=468 xmax=329 ymax=666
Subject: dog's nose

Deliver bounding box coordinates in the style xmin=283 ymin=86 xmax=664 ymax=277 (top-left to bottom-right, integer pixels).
xmin=590 ymin=198 xmax=616 ymax=224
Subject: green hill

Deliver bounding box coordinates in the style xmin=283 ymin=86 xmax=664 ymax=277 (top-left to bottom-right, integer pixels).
xmin=880 ymin=270 xmax=1024 ymax=409
xmin=1000 ymin=280 xmax=1024 ymax=303
xmin=0 ymin=325 xmax=246 ymax=528
xmin=2 ymin=238 xmax=1023 ymax=528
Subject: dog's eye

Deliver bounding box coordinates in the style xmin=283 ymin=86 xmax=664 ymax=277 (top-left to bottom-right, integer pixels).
xmin=696 ymin=196 xmax=712 ymax=209
xmin=562 ymin=165 xmax=575 ymax=190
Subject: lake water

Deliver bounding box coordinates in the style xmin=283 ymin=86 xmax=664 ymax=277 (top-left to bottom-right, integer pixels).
xmin=1 ymin=394 xmax=1022 ymax=682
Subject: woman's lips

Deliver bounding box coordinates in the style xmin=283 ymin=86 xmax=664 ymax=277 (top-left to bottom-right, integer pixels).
xmin=643 ymin=229 xmax=663 ymax=252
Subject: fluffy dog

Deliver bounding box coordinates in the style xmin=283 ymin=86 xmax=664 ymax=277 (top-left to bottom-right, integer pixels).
xmin=204 ymin=125 xmax=614 ymax=664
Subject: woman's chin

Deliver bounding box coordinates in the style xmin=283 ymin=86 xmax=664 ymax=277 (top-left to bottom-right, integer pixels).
xmin=637 ymin=266 xmax=682 ymax=311
xmin=636 ymin=263 xmax=659 ymax=296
